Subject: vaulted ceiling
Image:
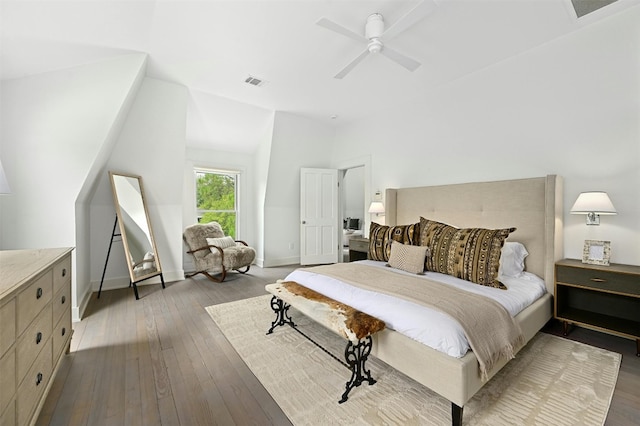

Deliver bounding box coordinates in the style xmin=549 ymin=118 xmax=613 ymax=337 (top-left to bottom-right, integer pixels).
xmin=1 ymin=0 xmax=636 ymax=152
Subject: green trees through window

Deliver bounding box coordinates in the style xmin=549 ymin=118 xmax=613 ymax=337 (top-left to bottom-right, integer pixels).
xmin=196 ymin=170 xmax=238 ymax=238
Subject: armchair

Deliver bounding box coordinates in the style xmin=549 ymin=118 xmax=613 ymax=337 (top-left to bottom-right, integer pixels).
xmin=183 ymin=221 xmax=256 ymax=282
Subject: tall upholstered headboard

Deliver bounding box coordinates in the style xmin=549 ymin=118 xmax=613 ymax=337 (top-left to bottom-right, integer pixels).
xmin=385 ymin=175 xmax=563 ymax=294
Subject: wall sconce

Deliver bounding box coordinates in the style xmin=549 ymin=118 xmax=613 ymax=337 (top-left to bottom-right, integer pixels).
xmin=570 ymin=191 xmax=617 ymax=225
xmin=0 ymin=159 xmax=11 ymax=194
xmin=368 ymin=190 xmax=385 ymax=217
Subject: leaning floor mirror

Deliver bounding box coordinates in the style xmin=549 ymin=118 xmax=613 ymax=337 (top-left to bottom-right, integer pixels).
xmin=108 ymin=171 xmax=165 ymax=299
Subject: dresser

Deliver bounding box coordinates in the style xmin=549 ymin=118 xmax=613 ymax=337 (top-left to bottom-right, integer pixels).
xmin=554 ymin=258 xmax=640 ymax=356
xmin=0 ymin=248 xmax=73 ymax=426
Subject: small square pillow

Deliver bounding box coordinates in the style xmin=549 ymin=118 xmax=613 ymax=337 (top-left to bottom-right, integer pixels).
xmin=206 ymin=236 xmax=236 ymax=252
xmin=388 ymin=241 xmax=429 ymax=274
xmin=419 ymin=217 xmax=515 ymax=289
xmin=369 ymin=221 xmax=420 ymax=261
xmin=499 ymin=242 xmax=529 ymax=278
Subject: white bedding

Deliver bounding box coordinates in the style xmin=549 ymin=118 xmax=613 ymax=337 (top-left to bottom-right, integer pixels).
xmin=284 ymin=260 xmax=547 ymax=358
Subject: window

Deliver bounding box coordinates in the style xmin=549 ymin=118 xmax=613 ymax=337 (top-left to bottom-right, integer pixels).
xmin=195 ymin=168 xmax=239 ymax=238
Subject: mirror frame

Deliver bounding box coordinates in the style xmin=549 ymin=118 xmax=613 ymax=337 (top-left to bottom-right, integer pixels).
xmin=109 ymin=171 xmax=163 ymax=284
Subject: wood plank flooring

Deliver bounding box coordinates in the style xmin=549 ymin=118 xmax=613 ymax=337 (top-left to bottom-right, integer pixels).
xmin=38 ymin=265 xmax=639 ymax=425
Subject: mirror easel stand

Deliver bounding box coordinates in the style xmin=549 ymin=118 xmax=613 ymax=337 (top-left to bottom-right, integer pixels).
xmin=98 ymin=216 xmax=166 ymax=300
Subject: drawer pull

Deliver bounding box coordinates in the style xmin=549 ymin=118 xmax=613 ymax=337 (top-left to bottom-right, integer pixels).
xmin=36 ymin=331 xmax=43 ymax=344
xmin=62 ymin=327 xmax=66 ymax=336
xmin=37 ymin=287 xmax=43 ymax=299
xmin=62 ymin=268 xmax=67 ymax=277
xmin=590 ymin=278 xmax=607 ymax=283
xmin=36 ymin=372 xmax=43 ymax=386
xmin=61 ymin=295 xmax=66 ymax=304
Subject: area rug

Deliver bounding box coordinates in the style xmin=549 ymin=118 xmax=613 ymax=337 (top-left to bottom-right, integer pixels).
xmin=206 ymin=295 xmax=621 ymax=425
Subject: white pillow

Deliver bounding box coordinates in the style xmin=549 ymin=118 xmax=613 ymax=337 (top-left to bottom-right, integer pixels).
xmin=387 ymin=241 xmax=429 ymax=275
xmin=499 ymin=242 xmax=529 ymax=277
xmin=206 ymin=236 xmax=236 ymax=252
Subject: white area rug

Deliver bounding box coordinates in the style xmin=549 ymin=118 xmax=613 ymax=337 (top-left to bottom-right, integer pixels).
xmin=206 ymin=295 xmax=621 ymax=425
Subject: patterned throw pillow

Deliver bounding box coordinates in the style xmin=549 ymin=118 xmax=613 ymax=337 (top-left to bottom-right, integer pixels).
xmin=419 ymin=217 xmax=515 ymax=289
xmin=388 ymin=241 xmax=429 ymax=274
xmin=369 ymin=222 xmax=420 ymax=262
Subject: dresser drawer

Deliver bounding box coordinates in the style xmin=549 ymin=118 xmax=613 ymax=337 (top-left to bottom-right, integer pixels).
xmin=53 ymin=284 xmax=71 ymax=327
xmin=17 ymin=271 xmax=52 ymax=335
xmin=0 ymin=350 xmax=15 ymax=416
xmin=0 ymin=399 xmax=15 ymax=426
xmin=53 ymin=255 xmax=71 ymax=296
xmin=16 ymin=342 xmax=52 ymax=426
xmin=556 ymin=265 xmax=640 ymax=296
xmin=0 ymin=299 xmax=15 ymax=357
xmin=53 ymin=308 xmax=72 ymax=360
xmin=16 ymin=304 xmax=52 ymax=385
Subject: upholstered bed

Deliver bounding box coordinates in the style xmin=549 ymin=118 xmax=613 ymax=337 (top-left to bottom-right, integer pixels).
xmin=283 ymin=175 xmax=563 ymax=424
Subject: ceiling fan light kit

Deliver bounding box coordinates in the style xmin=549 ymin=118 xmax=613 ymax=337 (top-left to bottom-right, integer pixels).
xmin=316 ymin=0 xmax=435 ymax=79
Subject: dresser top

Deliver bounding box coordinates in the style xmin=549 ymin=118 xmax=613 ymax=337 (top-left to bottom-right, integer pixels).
xmin=0 ymin=247 xmax=73 ymax=300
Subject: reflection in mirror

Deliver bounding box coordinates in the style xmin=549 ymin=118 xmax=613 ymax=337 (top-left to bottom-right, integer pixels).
xmin=109 ymin=171 xmax=164 ymax=299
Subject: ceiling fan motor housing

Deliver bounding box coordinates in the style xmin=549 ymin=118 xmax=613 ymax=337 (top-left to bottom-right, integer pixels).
xmin=365 ymin=13 xmax=385 ymax=40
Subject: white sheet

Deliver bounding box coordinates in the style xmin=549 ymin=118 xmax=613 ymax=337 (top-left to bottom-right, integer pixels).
xmin=284 ymin=260 xmax=547 ymax=358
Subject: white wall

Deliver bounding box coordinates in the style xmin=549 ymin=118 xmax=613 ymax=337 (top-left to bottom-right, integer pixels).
xmin=0 ymin=54 xmax=147 ymax=320
xmin=332 ymin=8 xmax=640 ymax=265
xmin=89 ymin=77 xmax=187 ymax=297
xmin=262 ymin=111 xmax=335 ymax=266
xmin=253 ymin=115 xmax=276 ymax=266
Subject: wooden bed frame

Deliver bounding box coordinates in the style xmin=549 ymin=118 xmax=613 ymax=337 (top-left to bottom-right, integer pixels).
xmin=372 ymin=175 xmax=563 ymax=425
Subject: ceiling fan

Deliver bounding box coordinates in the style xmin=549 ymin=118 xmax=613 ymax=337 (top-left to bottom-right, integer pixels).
xmin=316 ymin=0 xmax=437 ymax=79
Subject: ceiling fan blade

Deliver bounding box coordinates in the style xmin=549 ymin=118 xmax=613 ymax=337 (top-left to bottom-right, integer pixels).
xmin=316 ymin=17 xmax=368 ymax=43
xmin=334 ymin=49 xmax=370 ymax=79
xmin=382 ymin=0 xmax=437 ymax=41
xmin=380 ymin=46 xmax=421 ymax=72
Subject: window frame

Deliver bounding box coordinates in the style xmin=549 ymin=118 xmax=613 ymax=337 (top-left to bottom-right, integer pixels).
xmin=194 ymin=167 xmax=240 ymax=238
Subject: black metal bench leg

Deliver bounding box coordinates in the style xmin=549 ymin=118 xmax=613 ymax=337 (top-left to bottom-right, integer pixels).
xmin=266 ymin=296 xmax=295 ymax=334
xmin=451 ymin=403 xmax=463 ymax=426
xmin=339 ymin=336 xmax=375 ymax=403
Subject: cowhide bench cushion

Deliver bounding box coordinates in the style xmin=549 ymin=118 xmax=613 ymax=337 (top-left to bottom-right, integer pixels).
xmin=265 ymin=281 xmax=385 ymax=341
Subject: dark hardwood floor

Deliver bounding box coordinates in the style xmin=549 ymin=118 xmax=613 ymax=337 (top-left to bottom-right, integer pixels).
xmin=38 ymin=265 xmax=639 ymax=425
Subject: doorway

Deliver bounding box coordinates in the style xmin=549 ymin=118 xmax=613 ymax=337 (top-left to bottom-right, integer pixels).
xmin=340 ymin=166 xmax=365 ymax=262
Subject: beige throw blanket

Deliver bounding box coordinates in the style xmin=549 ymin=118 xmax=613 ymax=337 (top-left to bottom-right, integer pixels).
xmin=301 ymin=263 xmax=525 ymax=380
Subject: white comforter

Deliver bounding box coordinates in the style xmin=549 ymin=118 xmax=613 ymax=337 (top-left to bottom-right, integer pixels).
xmin=284 ymin=260 xmax=547 ymax=358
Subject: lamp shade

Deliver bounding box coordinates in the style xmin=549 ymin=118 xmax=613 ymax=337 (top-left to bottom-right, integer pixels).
xmin=368 ymin=201 xmax=385 ymax=214
xmin=570 ymin=192 xmax=617 ymax=215
xmin=0 ymin=159 xmax=11 ymax=194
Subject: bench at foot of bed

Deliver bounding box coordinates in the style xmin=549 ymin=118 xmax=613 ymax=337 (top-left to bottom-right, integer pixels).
xmin=265 ymin=281 xmax=385 ymax=403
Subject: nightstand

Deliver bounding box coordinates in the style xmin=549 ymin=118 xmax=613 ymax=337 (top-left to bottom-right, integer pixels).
xmin=348 ymin=237 xmax=369 ymax=262
xmin=554 ymin=258 xmax=640 ymax=356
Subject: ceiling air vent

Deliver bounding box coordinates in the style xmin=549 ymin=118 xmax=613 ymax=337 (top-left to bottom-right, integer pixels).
xmin=244 ymin=75 xmax=266 ymax=87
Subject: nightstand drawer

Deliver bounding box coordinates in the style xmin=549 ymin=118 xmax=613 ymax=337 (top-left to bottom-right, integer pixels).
xmin=556 ymin=265 xmax=640 ymax=296
xmin=349 ymin=238 xmax=369 ymax=253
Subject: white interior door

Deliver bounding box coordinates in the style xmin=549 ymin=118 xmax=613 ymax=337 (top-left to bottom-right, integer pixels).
xmin=300 ymin=168 xmax=339 ymax=265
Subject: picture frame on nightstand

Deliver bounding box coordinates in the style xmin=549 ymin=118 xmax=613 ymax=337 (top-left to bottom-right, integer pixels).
xmin=582 ymin=239 xmax=611 ymax=266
